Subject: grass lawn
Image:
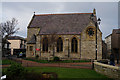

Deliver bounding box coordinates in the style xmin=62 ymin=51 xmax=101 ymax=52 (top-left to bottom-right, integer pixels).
xmin=25 ymin=58 xmax=91 ymax=63
xmin=25 ymin=67 xmax=112 ymax=79
xmin=1 ymin=59 xmax=17 ymax=65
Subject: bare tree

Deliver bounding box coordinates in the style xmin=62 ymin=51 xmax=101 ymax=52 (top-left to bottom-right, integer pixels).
xmin=0 ymin=18 xmax=19 ymax=39
xmin=0 ymin=18 xmax=19 ymax=49
xmin=48 ymin=33 xmax=57 ymax=56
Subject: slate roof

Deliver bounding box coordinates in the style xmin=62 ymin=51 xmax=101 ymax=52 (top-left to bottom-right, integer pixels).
xmin=7 ymin=36 xmax=25 ymax=40
xmin=28 ymin=13 xmax=97 ymax=35
xmin=112 ymin=29 xmax=120 ymax=34
xmin=105 ymin=34 xmax=112 ymax=39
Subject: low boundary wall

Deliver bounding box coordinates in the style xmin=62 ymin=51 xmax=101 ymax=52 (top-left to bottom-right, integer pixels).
xmin=94 ymin=61 xmax=120 ymax=79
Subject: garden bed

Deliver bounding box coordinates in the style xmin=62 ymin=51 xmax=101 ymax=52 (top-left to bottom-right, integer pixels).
xmin=25 ymin=58 xmax=91 ymax=63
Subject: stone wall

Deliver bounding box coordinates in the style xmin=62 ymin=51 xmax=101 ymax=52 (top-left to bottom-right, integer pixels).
xmin=111 ymin=29 xmax=120 ymax=60
xmin=26 ymin=27 xmax=40 ymax=57
xmin=26 ymin=44 xmax=35 ymax=57
xmin=105 ymin=34 xmax=112 ymax=58
xmin=35 ymin=34 xmax=81 ymax=59
xmin=27 ymin=27 xmax=40 ymax=42
xmin=26 ymin=22 xmax=102 ymax=60
xmin=81 ymin=22 xmax=102 ymax=60
xmin=102 ymin=41 xmax=107 ymax=59
xmin=94 ymin=61 xmax=120 ymax=79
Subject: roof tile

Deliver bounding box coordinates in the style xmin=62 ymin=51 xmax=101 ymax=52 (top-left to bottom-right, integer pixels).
xmin=28 ymin=13 xmax=96 ymax=34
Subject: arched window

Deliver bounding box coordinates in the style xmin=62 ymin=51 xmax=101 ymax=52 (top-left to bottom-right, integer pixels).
xmin=43 ymin=37 xmax=48 ymax=52
xmin=57 ymin=37 xmax=63 ymax=52
xmin=71 ymin=37 xmax=77 ymax=53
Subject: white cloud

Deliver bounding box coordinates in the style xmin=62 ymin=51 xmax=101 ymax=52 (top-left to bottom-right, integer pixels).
xmin=1 ymin=0 xmax=120 ymax=2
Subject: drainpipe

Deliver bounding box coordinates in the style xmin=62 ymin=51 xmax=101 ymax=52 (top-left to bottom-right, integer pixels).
xmin=68 ymin=39 xmax=70 ymax=58
xmin=35 ymin=35 xmax=37 ymax=56
xmin=80 ymin=34 xmax=81 ymax=59
xmin=40 ymin=35 xmax=41 ymax=58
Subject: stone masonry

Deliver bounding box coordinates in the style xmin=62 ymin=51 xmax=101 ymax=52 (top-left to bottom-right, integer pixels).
xmin=26 ymin=21 xmax=102 ymax=60
xmin=26 ymin=9 xmax=102 ymax=60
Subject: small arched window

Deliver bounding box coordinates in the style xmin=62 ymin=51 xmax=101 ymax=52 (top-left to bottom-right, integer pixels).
xmin=71 ymin=37 xmax=77 ymax=53
xmin=43 ymin=37 xmax=48 ymax=52
xmin=87 ymin=28 xmax=94 ymax=36
xmin=57 ymin=37 xmax=63 ymax=52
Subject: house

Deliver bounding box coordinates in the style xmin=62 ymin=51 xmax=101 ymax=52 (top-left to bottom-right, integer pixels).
xmin=105 ymin=29 xmax=120 ymax=61
xmin=102 ymin=40 xmax=107 ymax=59
xmin=26 ymin=9 xmax=102 ymax=60
xmin=7 ymin=36 xmax=26 ymax=56
xmin=111 ymin=29 xmax=120 ymax=60
xmin=105 ymin=34 xmax=112 ymax=58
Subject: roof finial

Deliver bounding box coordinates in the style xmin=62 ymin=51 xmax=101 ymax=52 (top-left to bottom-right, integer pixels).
xmin=34 ymin=12 xmax=35 ymax=15
xmin=93 ymin=8 xmax=96 ymax=14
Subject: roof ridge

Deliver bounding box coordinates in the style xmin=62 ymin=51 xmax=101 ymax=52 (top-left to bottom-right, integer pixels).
xmin=35 ymin=13 xmax=93 ymax=16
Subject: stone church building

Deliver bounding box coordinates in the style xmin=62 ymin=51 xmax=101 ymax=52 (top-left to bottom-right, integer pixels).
xmin=26 ymin=9 xmax=102 ymax=60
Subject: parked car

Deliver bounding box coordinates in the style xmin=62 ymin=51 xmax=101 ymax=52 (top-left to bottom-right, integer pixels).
xmin=18 ymin=52 xmax=26 ymax=58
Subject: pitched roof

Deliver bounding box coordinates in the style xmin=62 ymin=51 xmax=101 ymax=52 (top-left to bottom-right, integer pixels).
xmin=105 ymin=34 xmax=112 ymax=39
xmin=28 ymin=13 xmax=97 ymax=34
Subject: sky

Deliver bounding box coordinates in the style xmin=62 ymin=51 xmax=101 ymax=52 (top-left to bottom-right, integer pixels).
xmin=1 ymin=2 xmax=119 ymax=40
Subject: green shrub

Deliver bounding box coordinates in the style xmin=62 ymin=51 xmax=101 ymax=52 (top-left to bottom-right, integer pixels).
xmin=5 ymin=63 xmax=27 ymax=80
xmin=2 ymin=59 xmax=16 ymax=65
xmin=35 ymin=55 xmax=39 ymax=59
xmin=53 ymin=57 xmax=60 ymax=61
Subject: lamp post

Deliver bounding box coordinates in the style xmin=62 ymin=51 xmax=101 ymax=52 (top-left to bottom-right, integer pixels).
xmin=90 ymin=13 xmax=101 ymax=60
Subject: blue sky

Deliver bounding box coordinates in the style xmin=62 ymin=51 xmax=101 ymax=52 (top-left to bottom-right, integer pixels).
xmin=1 ymin=2 xmax=119 ymax=39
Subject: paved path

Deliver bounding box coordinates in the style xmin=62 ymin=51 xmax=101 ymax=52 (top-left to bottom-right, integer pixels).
xmin=1 ymin=65 xmax=10 ymax=68
xmin=1 ymin=58 xmax=92 ymax=69
xmin=21 ymin=60 xmax=92 ymax=69
xmin=2 ymin=59 xmax=120 ymax=69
